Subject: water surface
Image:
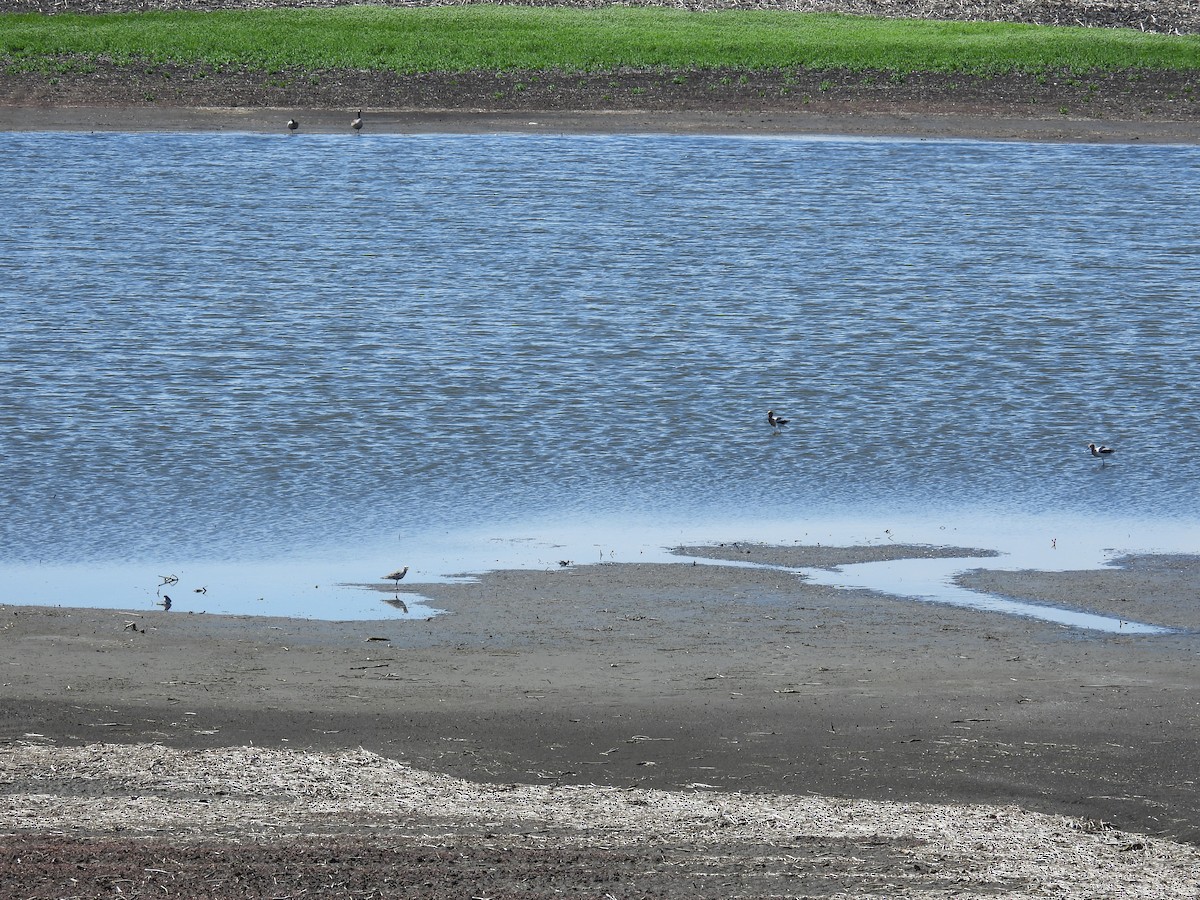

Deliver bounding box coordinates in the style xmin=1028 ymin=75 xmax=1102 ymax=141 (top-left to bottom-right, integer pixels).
xmin=2 ymin=132 xmax=1198 ymax=621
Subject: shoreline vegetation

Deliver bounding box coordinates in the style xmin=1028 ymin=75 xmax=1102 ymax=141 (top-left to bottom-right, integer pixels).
xmin=1 ymin=2 xmax=1198 ymax=139
xmin=4 ymin=6 xmax=1197 ymax=72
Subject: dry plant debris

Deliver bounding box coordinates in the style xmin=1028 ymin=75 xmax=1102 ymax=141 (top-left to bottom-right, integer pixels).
xmin=1 ymin=742 xmax=1198 ymax=898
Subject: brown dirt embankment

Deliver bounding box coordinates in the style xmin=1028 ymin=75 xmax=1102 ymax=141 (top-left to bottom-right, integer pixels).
xmin=2 ymin=0 xmax=1199 ymax=140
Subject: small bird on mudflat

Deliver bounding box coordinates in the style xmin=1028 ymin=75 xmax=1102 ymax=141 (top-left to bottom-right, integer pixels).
xmin=287 ymin=117 xmax=299 ymax=132
xmin=1088 ymin=443 xmax=1115 ymax=465
xmin=351 ymin=109 xmax=363 ymax=132
xmin=384 ymin=566 xmax=409 ymax=587
xmin=767 ymin=409 xmax=789 ymax=432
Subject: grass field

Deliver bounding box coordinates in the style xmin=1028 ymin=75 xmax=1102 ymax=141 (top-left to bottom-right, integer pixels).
xmin=2 ymin=6 xmax=1199 ymax=75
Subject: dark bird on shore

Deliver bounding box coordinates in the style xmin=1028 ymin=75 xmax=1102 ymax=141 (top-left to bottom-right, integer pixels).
xmin=287 ymin=117 xmax=299 ymax=132
xmin=351 ymin=109 xmax=363 ymax=132
xmin=767 ymin=409 xmax=788 ymax=433
xmin=1088 ymin=443 xmax=1115 ymax=466
xmin=384 ymin=566 xmax=409 ymax=587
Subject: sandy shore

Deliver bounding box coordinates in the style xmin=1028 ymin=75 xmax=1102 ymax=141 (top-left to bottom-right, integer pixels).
xmin=3 ymin=543 xmax=1199 ymax=895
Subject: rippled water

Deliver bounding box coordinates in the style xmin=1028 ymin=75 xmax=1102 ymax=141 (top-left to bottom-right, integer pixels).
xmin=2 ymin=131 xmax=1199 ymax=619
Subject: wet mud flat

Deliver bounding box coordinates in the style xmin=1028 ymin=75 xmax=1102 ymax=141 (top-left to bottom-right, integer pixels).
xmin=2 ymin=543 xmax=1199 ymax=895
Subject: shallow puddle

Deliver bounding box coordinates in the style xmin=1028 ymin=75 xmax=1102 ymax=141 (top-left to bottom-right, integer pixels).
xmin=795 ymin=556 xmax=1171 ymax=634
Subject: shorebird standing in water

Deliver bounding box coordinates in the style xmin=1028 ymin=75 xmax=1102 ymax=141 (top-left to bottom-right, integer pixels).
xmin=384 ymin=566 xmax=409 ymax=587
xmin=767 ymin=409 xmax=789 ymax=433
xmin=1088 ymin=443 xmax=1115 ymax=466
xmin=351 ymin=109 xmax=363 ymax=132
xmin=287 ymin=117 xmax=299 ymax=132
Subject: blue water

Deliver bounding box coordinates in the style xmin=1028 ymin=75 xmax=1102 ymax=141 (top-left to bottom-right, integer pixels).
xmin=2 ymin=131 xmax=1199 ymax=621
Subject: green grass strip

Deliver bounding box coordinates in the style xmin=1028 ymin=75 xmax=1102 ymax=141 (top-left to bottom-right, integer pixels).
xmin=2 ymin=6 xmax=1198 ymax=73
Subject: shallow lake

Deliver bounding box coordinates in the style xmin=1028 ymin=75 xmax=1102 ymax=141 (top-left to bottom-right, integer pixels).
xmin=2 ymin=131 xmax=1198 ymax=621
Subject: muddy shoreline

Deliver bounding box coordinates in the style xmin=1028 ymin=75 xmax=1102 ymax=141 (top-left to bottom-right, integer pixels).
xmin=3 ymin=544 xmax=1200 ymax=895
xmin=3 ymin=65 xmax=1199 ymax=143
xmin=6 ymin=103 xmax=1200 ymax=145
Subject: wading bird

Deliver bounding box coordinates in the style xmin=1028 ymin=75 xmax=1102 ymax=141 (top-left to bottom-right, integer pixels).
xmin=767 ymin=409 xmax=788 ymax=433
xmin=384 ymin=566 xmax=409 ymax=587
xmin=352 ymin=110 xmax=363 ymax=132
xmin=1088 ymin=443 xmax=1115 ymax=466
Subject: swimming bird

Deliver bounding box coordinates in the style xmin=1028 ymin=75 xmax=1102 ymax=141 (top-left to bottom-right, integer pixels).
xmin=767 ymin=409 xmax=788 ymax=432
xmin=384 ymin=566 xmax=409 ymax=587
xmin=351 ymin=109 xmax=363 ymax=132
xmin=287 ymin=117 xmax=299 ymax=132
xmin=1088 ymin=443 xmax=1115 ymax=466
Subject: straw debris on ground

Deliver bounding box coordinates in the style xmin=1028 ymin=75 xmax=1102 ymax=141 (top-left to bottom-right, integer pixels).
xmin=2 ymin=741 xmax=1199 ymax=898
